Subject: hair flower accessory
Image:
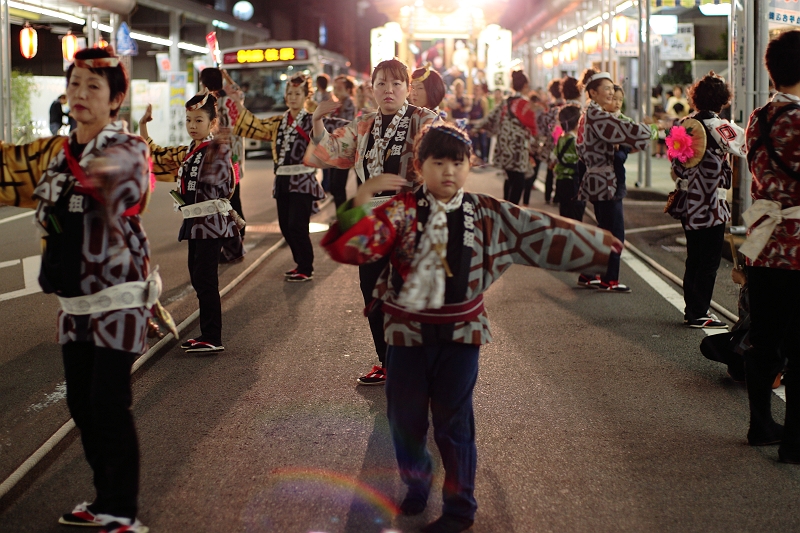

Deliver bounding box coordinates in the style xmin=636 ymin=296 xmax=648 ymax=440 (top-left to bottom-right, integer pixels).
xmin=666 ymin=118 xmax=707 ymax=167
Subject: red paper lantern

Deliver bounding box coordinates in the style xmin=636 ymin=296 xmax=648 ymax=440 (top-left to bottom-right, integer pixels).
xmin=62 ymin=31 xmax=78 ymax=62
xmin=20 ymin=23 xmax=37 ymax=59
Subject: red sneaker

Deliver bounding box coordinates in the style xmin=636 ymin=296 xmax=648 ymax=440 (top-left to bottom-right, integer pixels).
xmin=357 ymin=365 xmax=386 ymax=385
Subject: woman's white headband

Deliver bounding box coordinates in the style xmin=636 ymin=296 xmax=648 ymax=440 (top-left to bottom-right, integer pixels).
xmin=589 ymin=72 xmax=613 ymax=83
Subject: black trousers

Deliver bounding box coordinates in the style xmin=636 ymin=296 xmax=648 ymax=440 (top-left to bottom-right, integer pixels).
xmin=683 ymin=223 xmax=725 ymax=320
xmin=359 ymin=255 xmax=391 ymax=365
xmin=188 ymin=237 xmax=229 ymax=346
xmin=592 ymin=199 xmax=624 ymax=282
xmin=555 ymin=179 xmax=586 ymax=222
xmin=329 ymin=167 xmax=351 ymax=210
xmin=276 ymin=193 xmax=314 ymax=276
xmin=522 ymin=160 xmax=542 ymax=205
xmin=544 ymin=166 xmax=555 ymax=203
xmin=746 ymin=266 xmax=800 ymax=452
xmin=62 ymin=342 xmax=139 ymax=519
xmin=503 ymin=170 xmax=526 ymax=205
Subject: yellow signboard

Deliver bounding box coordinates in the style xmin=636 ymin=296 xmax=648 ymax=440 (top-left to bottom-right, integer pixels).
xmin=234 ymin=47 xmax=299 ymax=64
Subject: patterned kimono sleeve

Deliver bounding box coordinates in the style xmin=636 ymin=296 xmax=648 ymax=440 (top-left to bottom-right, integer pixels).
xmin=474 ymin=195 xmax=618 ymax=284
xmin=100 ymin=136 xmax=150 ymax=216
xmin=199 ymin=142 xmax=233 ymax=193
xmin=323 ymin=116 xmax=351 ymax=134
xmin=321 ymin=196 xmax=408 ymax=266
xmin=0 ymin=136 xmax=64 ymax=208
xmin=476 ymin=104 xmax=502 ymax=136
xmin=310 ymin=119 xmax=359 ymax=169
xmin=589 ymin=109 xmax=657 ymax=151
xmin=147 ymin=138 xmax=187 ymax=182
xmin=233 ymin=107 xmax=280 ymax=141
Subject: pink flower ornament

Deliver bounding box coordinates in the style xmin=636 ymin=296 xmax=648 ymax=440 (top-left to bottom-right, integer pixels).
xmin=666 ymin=125 xmax=694 ymax=163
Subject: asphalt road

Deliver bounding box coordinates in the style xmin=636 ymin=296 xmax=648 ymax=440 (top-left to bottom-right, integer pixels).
xmin=1 ymin=163 xmax=798 ymax=533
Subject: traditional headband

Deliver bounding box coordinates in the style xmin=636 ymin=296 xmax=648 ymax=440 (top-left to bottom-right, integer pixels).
xmin=74 ymin=56 xmax=120 ymax=69
xmin=430 ymin=124 xmax=472 ymax=147
xmin=187 ymin=90 xmax=210 ymax=111
xmin=413 ymin=62 xmax=433 ymax=83
xmin=589 ymin=71 xmax=613 ymax=84
xmin=289 ymin=74 xmax=308 ymax=86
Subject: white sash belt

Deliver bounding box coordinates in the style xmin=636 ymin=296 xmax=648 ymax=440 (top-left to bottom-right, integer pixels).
xmin=58 ymin=269 xmax=162 ymax=315
xmin=739 ymin=199 xmax=800 ymax=260
xmin=368 ymin=196 xmax=394 ymax=210
xmin=717 ymin=188 xmax=728 ymax=201
xmin=276 ymin=164 xmax=317 ymax=175
xmin=180 ymin=199 xmax=231 ymax=219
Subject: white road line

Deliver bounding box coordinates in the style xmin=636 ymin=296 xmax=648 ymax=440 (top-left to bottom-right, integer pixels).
xmin=626 ymin=223 xmax=683 ymax=234
xmin=0 ymin=210 xmax=34 ymax=225
xmin=0 ymin=259 xmax=21 ymax=269
xmin=0 ymin=256 xmax=43 ymax=301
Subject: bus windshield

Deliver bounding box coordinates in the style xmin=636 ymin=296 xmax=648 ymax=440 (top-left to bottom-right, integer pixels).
xmin=228 ymin=64 xmax=313 ymax=114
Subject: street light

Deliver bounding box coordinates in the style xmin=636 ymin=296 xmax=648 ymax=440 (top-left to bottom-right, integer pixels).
xmin=20 ymin=22 xmax=37 ymax=59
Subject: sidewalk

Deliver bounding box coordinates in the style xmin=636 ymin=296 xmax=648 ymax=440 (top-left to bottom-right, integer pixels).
xmin=625 ymin=153 xmax=674 ymax=199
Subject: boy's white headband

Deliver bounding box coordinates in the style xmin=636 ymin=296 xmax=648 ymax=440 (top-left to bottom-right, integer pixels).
xmin=589 ymin=72 xmax=613 ymax=84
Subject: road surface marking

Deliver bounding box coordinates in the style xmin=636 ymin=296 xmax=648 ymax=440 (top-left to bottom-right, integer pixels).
xmin=0 ymin=210 xmax=34 ymax=225
xmin=0 ymin=255 xmax=42 ymax=301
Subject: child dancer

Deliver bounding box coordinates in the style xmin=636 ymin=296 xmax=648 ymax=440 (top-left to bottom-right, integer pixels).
xmin=233 ymin=73 xmax=343 ymax=282
xmin=322 ymin=123 xmax=620 ymax=533
xmin=140 ymin=93 xmax=237 ymax=353
xmin=553 ymin=104 xmax=585 ymax=221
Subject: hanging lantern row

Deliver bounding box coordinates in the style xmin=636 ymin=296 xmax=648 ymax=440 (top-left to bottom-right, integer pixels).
xmin=20 ymin=22 xmax=38 ymax=59
xmin=62 ymin=31 xmax=79 ymax=62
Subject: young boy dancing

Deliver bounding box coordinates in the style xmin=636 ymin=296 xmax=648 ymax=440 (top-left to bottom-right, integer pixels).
xmin=322 ymin=123 xmax=620 ymax=533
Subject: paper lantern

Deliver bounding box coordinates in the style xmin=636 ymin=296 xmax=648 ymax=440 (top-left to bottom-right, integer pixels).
xmin=614 ymin=16 xmax=630 ymax=45
xmin=584 ymin=30 xmax=598 ymax=55
xmin=542 ymin=50 xmax=554 ymax=69
xmin=569 ymin=38 xmax=579 ymax=61
xmin=62 ymin=31 xmax=78 ymax=62
xmin=20 ymin=23 xmax=37 ymax=59
xmin=94 ymin=38 xmax=109 ymax=49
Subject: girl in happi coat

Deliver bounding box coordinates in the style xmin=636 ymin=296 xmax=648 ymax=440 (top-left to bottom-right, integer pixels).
xmin=304 ymin=58 xmax=439 ymax=386
xmin=0 ymin=47 xmax=151 ymax=533
xmin=576 ymin=69 xmax=658 ymax=293
xmin=539 ymin=79 xmax=565 ymax=205
xmin=409 ymin=62 xmax=447 ymax=120
xmin=669 ymin=73 xmax=746 ymax=329
xmin=200 ymin=67 xmax=247 ymax=263
xmin=328 ymin=75 xmax=358 ymax=209
xmin=321 ymin=123 xmax=621 ymax=533
xmin=232 ymin=73 xmax=342 ymax=282
xmin=476 ymin=70 xmax=538 ymax=205
xmin=140 ymin=92 xmax=238 ymax=353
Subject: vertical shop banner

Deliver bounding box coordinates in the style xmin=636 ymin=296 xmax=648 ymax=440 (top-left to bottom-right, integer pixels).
xmin=168 ymin=72 xmax=189 ymax=146
xmin=769 ymin=0 xmax=800 ymax=26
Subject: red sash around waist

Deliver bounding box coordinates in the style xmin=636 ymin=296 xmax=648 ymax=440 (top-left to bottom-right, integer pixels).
xmin=381 ymin=294 xmax=485 ymax=325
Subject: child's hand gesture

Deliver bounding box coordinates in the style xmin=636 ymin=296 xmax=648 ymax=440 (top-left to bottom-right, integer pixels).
xmin=354 ymin=173 xmax=407 ymax=207
xmin=138 ymin=104 xmax=153 ymax=139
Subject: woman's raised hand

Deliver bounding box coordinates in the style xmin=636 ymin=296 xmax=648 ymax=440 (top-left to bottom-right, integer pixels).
xmin=313 ymin=99 xmax=340 ymax=121
xmin=139 ymin=104 xmax=153 ymax=125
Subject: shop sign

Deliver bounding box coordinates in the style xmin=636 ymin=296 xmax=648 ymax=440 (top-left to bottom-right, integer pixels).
xmin=768 ymin=0 xmax=800 ymax=26
xmin=660 ymin=23 xmax=694 ymax=61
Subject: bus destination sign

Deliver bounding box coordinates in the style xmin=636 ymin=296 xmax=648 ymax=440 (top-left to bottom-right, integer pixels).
xmin=223 ymin=47 xmax=309 ymax=64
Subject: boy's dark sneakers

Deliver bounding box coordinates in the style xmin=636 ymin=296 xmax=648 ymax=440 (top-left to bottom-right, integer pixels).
xmin=286 ymin=273 xmax=313 ymax=282
xmin=778 ymin=446 xmax=800 ymax=464
xmin=180 ymin=338 xmax=200 ymax=350
xmin=399 ymin=492 xmax=428 ymax=515
xmin=577 ymin=273 xmax=599 ymax=288
xmin=59 ymin=501 xmax=107 ymax=526
xmin=284 ymin=268 xmax=298 ymax=277
xmin=420 ymin=514 xmax=474 ymax=533
xmin=185 ymin=341 xmax=224 ymax=353
xmin=357 ymin=365 xmax=386 ymax=385
xmin=747 ymin=421 xmax=784 ymax=446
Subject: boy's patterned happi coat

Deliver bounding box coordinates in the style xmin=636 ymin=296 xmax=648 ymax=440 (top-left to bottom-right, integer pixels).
xmin=148 ymin=137 xmax=239 ymax=241
xmin=0 ymin=122 xmax=152 ymax=354
xmin=307 ymin=105 xmax=437 ymax=187
xmin=746 ymin=94 xmax=800 ymax=270
xmin=578 ymin=100 xmax=657 ymax=201
xmin=322 ymin=192 xmax=618 ymax=346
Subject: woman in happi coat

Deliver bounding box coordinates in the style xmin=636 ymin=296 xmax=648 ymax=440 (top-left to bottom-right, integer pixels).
xmin=475 ymin=70 xmax=538 ymax=205
xmin=304 ymin=58 xmax=439 ymax=386
xmin=575 ymin=68 xmax=657 ymax=293
xmin=0 ymin=46 xmax=151 ymax=533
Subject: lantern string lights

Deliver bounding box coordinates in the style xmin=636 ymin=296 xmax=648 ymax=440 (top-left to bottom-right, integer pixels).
xmin=20 ymin=22 xmax=38 ymax=59
xmin=62 ymin=30 xmax=79 ymax=62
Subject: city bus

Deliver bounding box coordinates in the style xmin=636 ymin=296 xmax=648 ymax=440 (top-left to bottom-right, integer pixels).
xmin=220 ymin=40 xmax=354 ymax=153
